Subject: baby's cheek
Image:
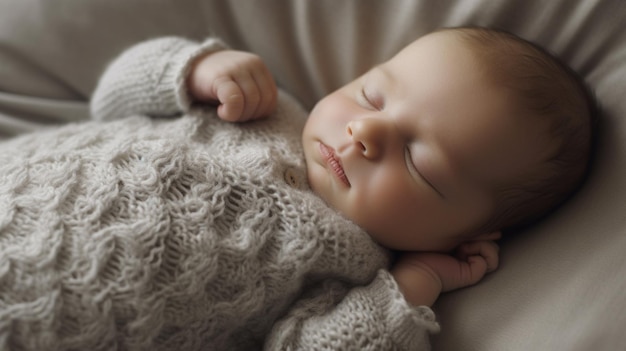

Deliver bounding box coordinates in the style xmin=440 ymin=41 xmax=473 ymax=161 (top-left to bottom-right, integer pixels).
xmin=353 ymin=190 xmax=410 ymax=234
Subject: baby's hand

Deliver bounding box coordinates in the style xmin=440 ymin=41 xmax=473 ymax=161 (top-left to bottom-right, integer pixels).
xmin=391 ymin=239 xmax=500 ymax=307
xmin=187 ymin=50 xmax=278 ymax=122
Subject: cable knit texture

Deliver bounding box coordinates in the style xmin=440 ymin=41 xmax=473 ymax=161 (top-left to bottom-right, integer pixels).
xmin=0 ymin=37 xmax=439 ymax=350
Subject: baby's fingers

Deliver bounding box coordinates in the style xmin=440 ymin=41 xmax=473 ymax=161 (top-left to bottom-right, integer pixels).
xmin=214 ymin=77 xmax=245 ymax=122
xmin=224 ymin=71 xmax=275 ymax=121
xmin=452 ymin=240 xmax=500 ymax=290
xmin=250 ymin=64 xmax=278 ymax=119
xmin=456 ymin=240 xmax=500 ymax=273
xmin=228 ymin=70 xmax=261 ymax=121
xmin=189 ymin=50 xmax=276 ymax=122
xmin=233 ymin=61 xmax=276 ymax=121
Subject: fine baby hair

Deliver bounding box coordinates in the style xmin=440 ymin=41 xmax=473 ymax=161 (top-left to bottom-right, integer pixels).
xmin=444 ymin=26 xmax=597 ymax=234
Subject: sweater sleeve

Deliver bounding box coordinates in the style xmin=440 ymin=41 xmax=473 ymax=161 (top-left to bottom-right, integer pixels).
xmin=265 ymin=270 xmax=440 ymax=351
xmin=90 ymin=37 xmax=227 ymax=121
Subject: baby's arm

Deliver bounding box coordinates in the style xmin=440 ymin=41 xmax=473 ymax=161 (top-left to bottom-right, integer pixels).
xmin=266 ymin=271 xmax=440 ymax=351
xmin=265 ymin=241 xmax=498 ymax=350
xmin=90 ymin=37 xmax=276 ymax=122
xmin=391 ymin=239 xmax=500 ymax=307
xmin=90 ymin=37 xmax=224 ymax=121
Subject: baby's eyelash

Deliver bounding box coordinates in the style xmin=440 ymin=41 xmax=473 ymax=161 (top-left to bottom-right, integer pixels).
xmin=404 ymin=148 xmax=421 ymax=180
xmin=405 ymin=148 xmax=444 ymax=198
xmin=359 ymin=88 xmax=374 ymax=107
xmin=360 ymin=88 xmax=372 ymax=105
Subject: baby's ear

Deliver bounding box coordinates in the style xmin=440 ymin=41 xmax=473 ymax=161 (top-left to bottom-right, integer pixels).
xmin=473 ymin=231 xmax=502 ymax=241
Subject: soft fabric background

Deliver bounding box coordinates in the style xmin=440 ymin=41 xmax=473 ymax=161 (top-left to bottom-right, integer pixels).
xmin=1 ymin=0 xmax=624 ymax=350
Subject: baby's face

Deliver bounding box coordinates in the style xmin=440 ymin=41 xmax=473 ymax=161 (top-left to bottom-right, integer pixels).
xmin=302 ymin=31 xmax=550 ymax=252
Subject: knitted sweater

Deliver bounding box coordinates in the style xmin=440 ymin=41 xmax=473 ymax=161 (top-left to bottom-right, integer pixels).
xmin=0 ymin=37 xmax=439 ymax=350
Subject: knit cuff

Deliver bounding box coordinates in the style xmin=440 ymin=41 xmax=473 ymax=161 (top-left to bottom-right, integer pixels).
xmin=367 ymin=270 xmax=440 ymax=349
xmin=161 ymin=37 xmax=229 ymax=114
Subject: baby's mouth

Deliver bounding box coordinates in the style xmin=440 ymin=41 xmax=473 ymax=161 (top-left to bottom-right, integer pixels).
xmin=319 ymin=142 xmax=351 ymax=187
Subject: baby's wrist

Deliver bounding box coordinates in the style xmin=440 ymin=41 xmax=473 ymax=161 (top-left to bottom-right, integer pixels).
xmin=391 ymin=264 xmax=442 ymax=307
xmin=186 ymin=51 xmax=216 ymax=102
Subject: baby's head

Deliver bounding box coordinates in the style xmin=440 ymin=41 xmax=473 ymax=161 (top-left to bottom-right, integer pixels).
xmin=302 ymin=27 xmax=595 ymax=252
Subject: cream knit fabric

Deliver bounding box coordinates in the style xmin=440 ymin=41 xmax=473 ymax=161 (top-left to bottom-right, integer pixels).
xmin=0 ymin=37 xmax=439 ymax=350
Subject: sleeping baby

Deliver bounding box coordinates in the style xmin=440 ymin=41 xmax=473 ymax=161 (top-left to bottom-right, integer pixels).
xmin=0 ymin=26 xmax=595 ymax=350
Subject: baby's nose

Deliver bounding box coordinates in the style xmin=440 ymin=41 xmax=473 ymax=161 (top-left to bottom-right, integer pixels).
xmin=346 ymin=117 xmax=390 ymax=160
